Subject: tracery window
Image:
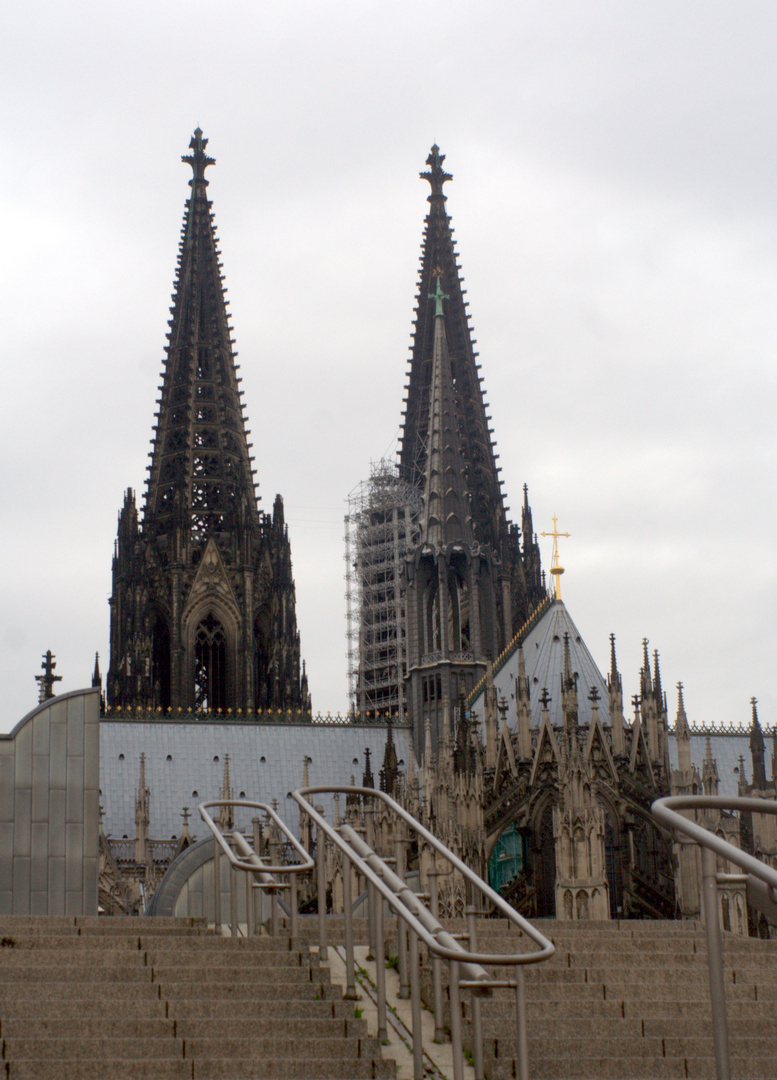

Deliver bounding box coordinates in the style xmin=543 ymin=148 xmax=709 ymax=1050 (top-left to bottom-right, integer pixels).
xmin=194 ymin=613 xmax=227 ymax=711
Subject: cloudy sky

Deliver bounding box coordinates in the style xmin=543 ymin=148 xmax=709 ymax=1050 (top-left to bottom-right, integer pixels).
xmin=2 ymin=2 xmax=776 ymax=749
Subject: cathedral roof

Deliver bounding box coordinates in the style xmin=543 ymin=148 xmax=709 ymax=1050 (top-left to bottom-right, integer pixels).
xmin=668 ymin=734 xmax=752 ymax=800
xmin=100 ymin=719 xmax=412 ymax=843
xmin=469 ymin=599 xmax=608 ymax=731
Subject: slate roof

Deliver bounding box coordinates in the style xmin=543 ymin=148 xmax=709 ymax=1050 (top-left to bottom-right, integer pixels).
xmin=100 ymin=720 xmax=411 ymax=842
xmin=469 ymin=600 xmax=608 ymax=734
xmin=668 ymin=733 xmax=754 ymax=801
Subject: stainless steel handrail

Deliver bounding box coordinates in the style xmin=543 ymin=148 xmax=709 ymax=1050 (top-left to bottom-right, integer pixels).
xmin=199 ymin=799 xmax=314 ymax=938
xmin=652 ymin=794 xmax=777 ymax=1080
xmin=294 ymin=784 xmax=554 ymax=1080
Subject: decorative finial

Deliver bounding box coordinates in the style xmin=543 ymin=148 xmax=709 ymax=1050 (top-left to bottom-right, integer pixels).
xmin=429 ymin=273 xmax=449 ymax=317
xmin=182 ymin=127 xmax=215 ymax=185
xmin=540 ymin=514 xmax=571 ymax=599
xmin=35 ymin=650 xmax=62 ymax=703
xmin=420 ymin=144 xmax=452 ymax=200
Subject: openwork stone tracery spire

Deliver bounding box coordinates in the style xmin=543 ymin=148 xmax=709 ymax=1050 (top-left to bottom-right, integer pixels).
xmin=108 ymin=130 xmax=309 ymax=716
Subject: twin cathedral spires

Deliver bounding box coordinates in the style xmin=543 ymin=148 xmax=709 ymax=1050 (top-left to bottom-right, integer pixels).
xmin=107 ymin=132 xmax=544 ymax=726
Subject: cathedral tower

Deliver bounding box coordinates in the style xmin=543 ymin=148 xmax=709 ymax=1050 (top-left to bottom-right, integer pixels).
xmin=108 ymin=130 xmax=308 ymax=715
xmin=402 ymin=146 xmax=545 ymax=754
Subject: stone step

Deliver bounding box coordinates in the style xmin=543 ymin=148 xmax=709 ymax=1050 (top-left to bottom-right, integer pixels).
xmin=4 ymin=1060 xmax=394 ymax=1080
xmin=0 ymin=983 xmax=163 ymax=1004
xmin=455 ymin=995 xmax=777 ymax=1021
xmin=3 ymin=1037 xmax=187 ymax=1060
xmin=167 ymin=998 xmax=354 ymax=1020
xmin=144 ymin=952 xmax=311 ymax=970
xmin=0 ymin=967 xmax=153 ymax=983
xmin=2 ymin=1017 xmax=178 ymax=1039
xmin=487 ymin=1053 xmax=776 ymax=1080
xmin=5 ymin=1062 xmax=194 ymax=1080
xmin=174 ymin=1017 xmax=368 ymax=1040
xmin=0 ymin=999 xmax=167 ymax=1020
xmin=2 ymin=1034 xmax=383 ymax=1062
xmin=157 ymin=982 xmax=342 ymax=1001
xmin=149 ymin=964 xmax=314 ymax=983
xmin=183 ymin=1035 xmax=385 ymax=1059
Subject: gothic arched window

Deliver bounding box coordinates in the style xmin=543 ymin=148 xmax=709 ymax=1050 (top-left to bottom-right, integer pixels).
xmin=152 ymin=615 xmax=171 ymax=711
xmin=194 ymin=613 xmax=227 ymax=711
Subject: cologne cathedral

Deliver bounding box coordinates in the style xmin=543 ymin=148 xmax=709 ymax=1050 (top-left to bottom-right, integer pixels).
xmin=107 ymin=130 xmax=309 ymax=716
xmin=78 ymin=133 xmax=775 ymax=931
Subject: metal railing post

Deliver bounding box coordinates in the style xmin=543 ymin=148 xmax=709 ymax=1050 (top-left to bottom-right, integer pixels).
xmin=395 ymin=829 xmax=409 ymax=998
xmin=428 ymin=867 xmax=445 ymax=1042
xmin=364 ymin=798 xmax=378 ymax=962
xmin=342 ymin=852 xmax=358 ymax=999
xmin=702 ymin=846 xmax=731 ymax=1080
xmin=316 ymin=808 xmax=327 ymax=960
xmin=252 ymin=817 xmax=262 ymax=930
xmin=289 ymin=870 xmax=298 ymax=939
xmin=269 ymin=832 xmax=280 ymax=936
xmin=212 ymin=834 xmax=221 ymax=935
xmin=374 ymin=880 xmax=388 ymax=1042
xmin=409 ymin=930 xmax=424 ymax=1080
xmin=449 ymin=958 xmax=464 ymax=1080
xmin=515 ymin=966 xmax=529 ymax=1080
xmin=245 ymin=869 xmax=254 ymax=937
xmin=230 ymin=855 xmax=238 ymax=938
xmin=467 ymin=905 xmax=484 ymax=1080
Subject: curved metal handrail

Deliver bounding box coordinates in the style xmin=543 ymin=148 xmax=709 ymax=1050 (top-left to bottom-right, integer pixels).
xmin=294 ymin=784 xmax=553 ymax=1080
xmin=295 ymin=784 xmax=552 ymax=967
xmin=652 ymin=794 xmax=777 ymax=1080
xmin=198 ymin=799 xmax=314 ymax=938
xmin=199 ymin=799 xmax=314 ymax=874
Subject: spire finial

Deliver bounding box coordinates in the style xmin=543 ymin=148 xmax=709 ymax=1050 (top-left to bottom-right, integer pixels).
xmin=35 ymin=650 xmax=62 ymax=703
xmin=182 ymin=127 xmax=215 ymax=185
xmin=540 ymin=514 xmax=570 ymax=599
xmin=420 ymin=144 xmax=452 ymax=200
xmin=609 ymin=633 xmax=618 ymax=679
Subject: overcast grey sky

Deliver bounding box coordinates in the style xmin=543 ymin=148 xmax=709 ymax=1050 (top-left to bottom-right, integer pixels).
xmin=2 ymin=2 xmax=776 ymax=748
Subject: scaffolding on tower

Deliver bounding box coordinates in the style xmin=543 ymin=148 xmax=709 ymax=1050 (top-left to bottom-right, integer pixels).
xmin=345 ymin=459 xmax=422 ymax=719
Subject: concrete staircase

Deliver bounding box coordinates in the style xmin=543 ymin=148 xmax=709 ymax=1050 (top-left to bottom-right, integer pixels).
xmin=0 ymin=916 xmax=394 ymax=1079
xmin=421 ymin=918 xmax=777 ymax=1080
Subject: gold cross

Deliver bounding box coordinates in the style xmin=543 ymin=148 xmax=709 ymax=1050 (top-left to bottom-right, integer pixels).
xmin=540 ymin=514 xmax=570 ymax=600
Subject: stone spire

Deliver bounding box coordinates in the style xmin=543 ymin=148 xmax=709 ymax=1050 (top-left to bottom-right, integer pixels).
xmin=380 ymin=716 xmax=399 ymax=795
xmin=674 ymin=682 xmax=691 ymax=775
xmin=362 ymin=747 xmax=374 ymax=789
xmin=607 ymin=633 xmax=625 ymax=757
xmin=702 ymin=738 xmax=720 ymax=796
xmin=419 ymin=277 xmax=475 ymax=550
xmin=750 ymin=697 xmax=767 ymax=789
xmin=399 ymin=145 xmax=543 ymax=632
xmin=218 ymin=753 xmax=234 ymax=830
xmin=144 ymin=128 xmax=257 ymax=537
xmin=134 ymin=754 xmax=150 ymax=865
xmin=107 ymin=130 xmax=308 ymax=716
